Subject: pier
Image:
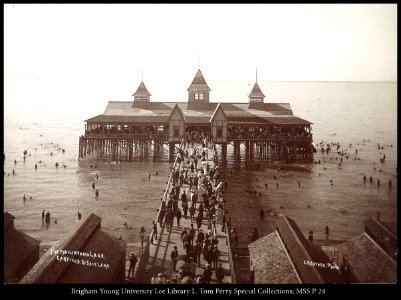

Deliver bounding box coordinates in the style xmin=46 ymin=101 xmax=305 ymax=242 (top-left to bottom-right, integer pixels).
xmin=133 ymin=139 xmax=232 ymax=283
xmin=76 ymin=68 xmax=316 ymax=284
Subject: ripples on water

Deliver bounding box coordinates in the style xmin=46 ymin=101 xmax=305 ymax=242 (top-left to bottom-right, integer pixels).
xmin=4 ymin=81 xmax=397 ymax=244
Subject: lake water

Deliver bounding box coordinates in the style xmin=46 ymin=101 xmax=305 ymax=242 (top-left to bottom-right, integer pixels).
xmin=4 ymin=81 xmax=397 ymax=245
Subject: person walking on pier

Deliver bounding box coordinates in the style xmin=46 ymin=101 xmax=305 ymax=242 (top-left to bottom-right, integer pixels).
xmin=203 ymin=264 xmax=212 ymax=284
xmin=194 ymin=241 xmax=202 ymax=266
xmin=212 ymin=214 xmax=217 ymax=235
xmin=92 ymin=181 xmax=95 ymax=189
xmin=216 ymin=263 xmax=225 ymax=284
xmin=176 ymin=209 xmax=182 ymax=228
xmin=158 ymin=208 xmax=165 ymax=227
xmin=189 ymin=204 xmax=196 ymax=222
xmin=231 ymin=227 xmax=238 ymax=249
xmin=77 ymin=211 xmax=81 ymax=220
xmin=128 ymin=252 xmax=138 ymax=279
xmin=151 ymin=221 xmax=158 ymax=242
xmin=170 ymin=246 xmax=179 ymax=272
xmin=164 ymin=209 xmax=174 ymax=231
xmin=182 ymin=201 xmax=188 ymax=219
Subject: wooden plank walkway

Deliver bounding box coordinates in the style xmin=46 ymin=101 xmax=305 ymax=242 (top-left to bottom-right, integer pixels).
xmin=137 ymin=143 xmax=232 ymax=284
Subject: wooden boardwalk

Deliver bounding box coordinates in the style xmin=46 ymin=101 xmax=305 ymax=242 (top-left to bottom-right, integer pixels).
xmin=135 ymin=143 xmax=232 ymax=284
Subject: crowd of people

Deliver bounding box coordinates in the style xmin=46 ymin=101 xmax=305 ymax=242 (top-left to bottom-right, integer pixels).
xmin=150 ymin=136 xmax=228 ymax=284
xmin=85 ymin=125 xmax=168 ymax=137
xmin=227 ymin=125 xmax=312 ymax=140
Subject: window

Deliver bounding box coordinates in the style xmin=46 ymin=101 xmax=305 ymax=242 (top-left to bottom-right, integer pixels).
xmin=195 ymin=92 xmax=203 ymax=100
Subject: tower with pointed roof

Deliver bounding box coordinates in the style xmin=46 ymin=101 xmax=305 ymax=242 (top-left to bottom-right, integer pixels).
xmin=187 ymin=69 xmax=211 ymax=109
xmin=248 ymin=82 xmax=266 ymax=109
xmin=132 ymin=81 xmax=151 ymax=108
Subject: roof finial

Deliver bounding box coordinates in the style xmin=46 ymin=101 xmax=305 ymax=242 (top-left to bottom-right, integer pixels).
xmin=256 ymin=67 xmax=258 ymax=83
xmin=199 ymin=52 xmax=201 ymax=70
xmin=142 ymin=67 xmax=143 ymax=82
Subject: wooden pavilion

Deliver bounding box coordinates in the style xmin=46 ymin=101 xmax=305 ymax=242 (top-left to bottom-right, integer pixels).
xmin=79 ymin=69 xmax=313 ymax=162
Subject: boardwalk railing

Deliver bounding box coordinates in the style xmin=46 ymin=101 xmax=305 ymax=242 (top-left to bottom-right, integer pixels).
xmin=135 ymin=139 xmax=185 ymax=283
xmin=226 ymin=215 xmax=237 ymax=284
xmin=134 ymin=236 xmax=151 ymax=283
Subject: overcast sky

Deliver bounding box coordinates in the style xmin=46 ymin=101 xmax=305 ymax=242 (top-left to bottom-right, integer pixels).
xmin=4 ymin=4 xmax=397 ymax=119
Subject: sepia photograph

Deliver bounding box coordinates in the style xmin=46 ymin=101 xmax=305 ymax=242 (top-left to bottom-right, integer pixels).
xmin=4 ymin=3 xmax=397 ymax=290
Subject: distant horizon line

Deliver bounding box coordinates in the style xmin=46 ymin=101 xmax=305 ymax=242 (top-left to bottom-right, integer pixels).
xmin=209 ymin=79 xmax=397 ymax=83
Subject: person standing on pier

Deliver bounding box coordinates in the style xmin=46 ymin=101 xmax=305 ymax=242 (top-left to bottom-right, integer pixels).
xmin=42 ymin=210 xmax=45 ymax=222
xmin=325 ymin=225 xmax=329 ymax=239
xmin=128 ymin=252 xmax=138 ymax=279
xmin=148 ymin=172 xmax=151 ymax=180
xmin=92 ymin=181 xmax=95 ymax=189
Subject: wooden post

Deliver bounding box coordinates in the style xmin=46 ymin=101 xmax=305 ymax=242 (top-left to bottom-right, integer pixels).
xmin=221 ymin=142 xmax=227 ymax=161
xmin=169 ymin=143 xmax=175 ymax=162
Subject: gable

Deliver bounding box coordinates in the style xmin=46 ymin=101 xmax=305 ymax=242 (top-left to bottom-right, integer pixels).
xmin=168 ymin=105 xmax=185 ymax=122
xmin=211 ymin=104 xmax=227 ymax=122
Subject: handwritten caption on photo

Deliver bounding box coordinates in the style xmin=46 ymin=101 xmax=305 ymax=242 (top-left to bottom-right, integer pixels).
xmin=50 ymin=249 xmax=110 ymax=270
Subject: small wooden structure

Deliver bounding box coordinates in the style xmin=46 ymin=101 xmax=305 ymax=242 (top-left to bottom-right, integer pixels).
xmin=80 ymin=69 xmax=314 ymax=162
xmin=20 ymin=213 xmax=126 ymax=284
xmin=4 ymin=212 xmax=40 ymax=283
